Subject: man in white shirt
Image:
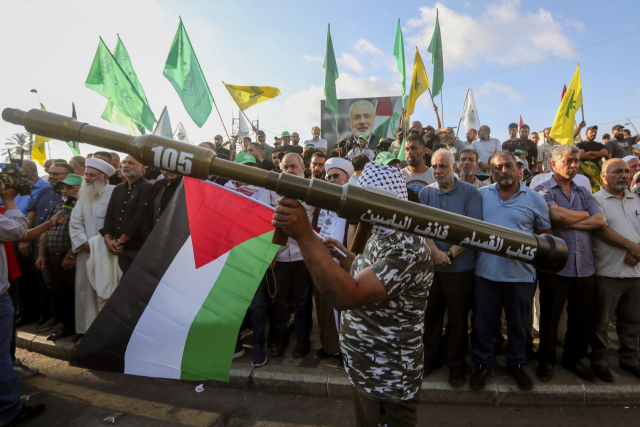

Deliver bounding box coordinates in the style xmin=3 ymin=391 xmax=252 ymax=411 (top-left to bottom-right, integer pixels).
xmin=470 ymin=125 xmax=501 ymax=181
xmin=304 ymin=126 xmax=327 ymax=154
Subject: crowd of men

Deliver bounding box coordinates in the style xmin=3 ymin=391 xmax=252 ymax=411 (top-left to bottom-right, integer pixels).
xmin=0 ymin=118 xmax=639 ymax=426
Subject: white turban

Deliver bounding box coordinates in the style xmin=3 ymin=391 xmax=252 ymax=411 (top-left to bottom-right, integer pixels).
xmin=86 ymin=158 xmax=116 ymax=177
xmin=622 ymin=155 xmax=637 ymax=163
xmin=325 ymin=157 xmax=354 ymax=177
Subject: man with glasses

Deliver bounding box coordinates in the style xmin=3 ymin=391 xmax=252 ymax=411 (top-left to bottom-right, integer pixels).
xmin=311 ymin=157 xmax=353 ymax=359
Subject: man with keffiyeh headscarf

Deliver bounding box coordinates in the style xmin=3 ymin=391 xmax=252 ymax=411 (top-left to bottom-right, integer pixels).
xmin=273 ymin=161 xmax=433 ymax=427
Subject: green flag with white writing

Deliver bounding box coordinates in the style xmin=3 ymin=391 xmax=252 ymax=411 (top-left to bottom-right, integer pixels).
xmin=427 ymin=10 xmax=444 ymax=97
xmin=163 ymin=19 xmax=214 ymax=128
xmin=392 ymin=19 xmax=406 ymax=108
xmin=323 ymin=24 xmax=339 ymax=117
xmin=85 ymin=38 xmax=156 ymax=131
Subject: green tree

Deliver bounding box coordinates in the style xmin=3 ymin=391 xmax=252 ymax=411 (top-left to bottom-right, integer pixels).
xmin=3 ymin=133 xmax=32 ymax=160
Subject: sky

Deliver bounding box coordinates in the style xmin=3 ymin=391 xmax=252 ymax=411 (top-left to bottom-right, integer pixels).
xmin=1 ymin=0 xmax=639 ymax=165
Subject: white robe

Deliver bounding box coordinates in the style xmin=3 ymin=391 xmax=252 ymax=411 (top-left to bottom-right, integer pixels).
xmin=69 ymin=185 xmax=115 ymax=334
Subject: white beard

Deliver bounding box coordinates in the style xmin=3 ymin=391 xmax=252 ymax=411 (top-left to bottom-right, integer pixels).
xmin=78 ymin=178 xmax=107 ymax=202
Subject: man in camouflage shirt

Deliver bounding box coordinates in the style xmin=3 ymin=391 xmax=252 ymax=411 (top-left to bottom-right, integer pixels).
xmin=273 ymin=162 xmax=433 ymax=427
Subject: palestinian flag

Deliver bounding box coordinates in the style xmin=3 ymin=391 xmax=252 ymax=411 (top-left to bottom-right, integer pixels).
xmin=71 ymin=177 xmax=279 ymax=382
xmin=372 ymin=97 xmax=400 ymax=139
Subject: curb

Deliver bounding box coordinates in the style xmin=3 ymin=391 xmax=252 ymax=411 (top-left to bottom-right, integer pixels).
xmin=17 ymin=331 xmax=640 ymax=406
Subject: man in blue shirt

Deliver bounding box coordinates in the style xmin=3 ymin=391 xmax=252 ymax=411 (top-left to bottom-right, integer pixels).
xmin=419 ymin=149 xmax=483 ymax=388
xmin=533 ymin=145 xmax=604 ymax=383
xmin=470 ymin=151 xmax=552 ymax=392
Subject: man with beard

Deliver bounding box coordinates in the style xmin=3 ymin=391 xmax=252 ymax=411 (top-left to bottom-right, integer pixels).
xmin=503 ymin=123 xmax=538 ymax=172
xmin=304 ymin=126 xmax=327 ymax=154
xmin=211 ymin=135 xmax=231 ymax=158
xmin=589 ymin=159 xmax=640 ymax=382
xmin=441 ymin=128 xmax=466 ymax=161
xmin=401 ymin=134 xmax=433 ymax=200
xmin=348 ymin=100 xmax=380 ymax=149
xmin=253 ymin=130 xmax=272 ymax=163
xmin=346 ymin=135 xmax=375 ymax=161
xmin=470 ymin=125 xmax=502 ymax=182
xmin=419 ymin=149 xmax=482 ymax=387
xmin=100 ymin=155 xmax=153 ymax=275
xmin=309 ymin=152 xmax=326 ymax=180
xmin=459 ymin=148 xmax=487 ymax=188
xmin=69 ymin=158 xmax=116 ymax=335
xmin=471 ymin=151 xmax=552 ymax=392
xmin=465 ymin=128 xmax=478 ymax=145
xmin=409 ymin=121 xmax=438 ymax=166
xmin=149 ymin=170 xmax=183 ymax=230
xmin=606 ymin=125 xmax=640 ymax=159
xmin=271 ymin=148 xmax=283 ymax=172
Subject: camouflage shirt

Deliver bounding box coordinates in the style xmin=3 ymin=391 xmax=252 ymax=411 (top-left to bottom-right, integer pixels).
xmin=340 ymin=232 xmax=433 ymax=402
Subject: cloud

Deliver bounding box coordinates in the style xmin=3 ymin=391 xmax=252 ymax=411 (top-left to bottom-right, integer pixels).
xmin=337 ymin=53 xmax=363 ymax=72
xmin=406 ymin=1 xmax=582 ymax=69
xmin=302 ymin=55 xmax=323 ymax=63
xmin=476 ymin=82 xmax=524 ymax=103
xmin=354 ymin=39 xmax=382 ymax=54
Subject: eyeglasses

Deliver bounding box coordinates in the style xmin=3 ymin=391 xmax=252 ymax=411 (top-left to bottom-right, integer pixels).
xmin=326 ymin=173 xmax=347 ymax=181
xmin=49 ymin=172 xmax=68 ymax=176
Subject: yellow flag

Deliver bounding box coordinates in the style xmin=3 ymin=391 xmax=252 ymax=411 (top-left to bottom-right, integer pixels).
xmin=550 ymin=64 xmax=583 ymax=145
xmin=31 ymin=103 xmax=50 ymax=166
xmin=223 ymin=83 xmax=281 ymax=111
xmin=406 ymin=47 xmax=430 ymax=117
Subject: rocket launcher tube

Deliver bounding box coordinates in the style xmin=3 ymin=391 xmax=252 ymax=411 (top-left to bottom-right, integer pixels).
xmin=3 ymin=108 xmax=568 ymax=273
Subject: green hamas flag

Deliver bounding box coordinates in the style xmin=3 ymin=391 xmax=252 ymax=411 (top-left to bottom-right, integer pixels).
xmin=427 ymin=10 xmax=444 ymax=97
xmin=68 ymin=103 xmax=81 ymax=156
xmin=392 ymin=19 xmax=406 ymax=108
xmin=323 ymin=24 xmax=339 ymax=117
xmin=85 ymin=38 xmax=156 ymax=131
xmin=102 ymin=35 xmax=150 ymax=135
xmin=163 ymin=19 xmax=214 ymax=128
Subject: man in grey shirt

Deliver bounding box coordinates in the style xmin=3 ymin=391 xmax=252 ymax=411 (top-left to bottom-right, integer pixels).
xmin=470 ymin=125 xmax=502 ymax=181
xmin=0 ymin=180 xmax=45 ymax=424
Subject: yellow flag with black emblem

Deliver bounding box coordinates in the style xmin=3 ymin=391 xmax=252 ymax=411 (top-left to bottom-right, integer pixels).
xmin=406 ymin=47 xmax=430 ymax=118
xmin=550 ymin=64 xmax=583 ymax=145
xmin=31 ymin=103 xmax=50 ymax=166
xmin=223 ymin=83 xmax=281 ymax=111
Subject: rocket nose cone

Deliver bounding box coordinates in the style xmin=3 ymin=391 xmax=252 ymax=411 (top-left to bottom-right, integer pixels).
xmin=2 ymin=108 xmax=16 ymax=123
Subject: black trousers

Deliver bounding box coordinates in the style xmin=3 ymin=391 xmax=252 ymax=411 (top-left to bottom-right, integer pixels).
xmin=118 ymin=250 xmax=139 ymax=277
xmin=13 ymin=242 xmax=50 ymax=322
xmin=423 ymin=270 xmax=474 ymax=368
xmin=538 ymin=273 xmax=595 ymax=366
xmin=46 ymin=253 xmax=75 ymax=332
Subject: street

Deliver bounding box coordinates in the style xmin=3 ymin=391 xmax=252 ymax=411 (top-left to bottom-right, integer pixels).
xmin=13 ymin=349 xmax=640 ymax=427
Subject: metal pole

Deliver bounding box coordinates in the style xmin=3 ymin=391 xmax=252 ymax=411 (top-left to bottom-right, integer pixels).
xmin=455 ymin=89 xmax=468 ymax=139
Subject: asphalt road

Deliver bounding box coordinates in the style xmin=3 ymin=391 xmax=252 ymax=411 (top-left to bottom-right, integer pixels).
xmin=13 ymin=349 xmax=640 ymax=427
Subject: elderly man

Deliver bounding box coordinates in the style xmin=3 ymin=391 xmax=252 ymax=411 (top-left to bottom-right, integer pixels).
xmin=441 ymin=128 xmax=466 ymax=161
xmin=100 ymin=155 xmax=153 ymax=275
xmin=69 ymin=156 xmax=86 ymax=177
xmin=589 ymin=159 xmax=640 ymax=382
xmin=35 ymin=174 xmax=84 ymax=341
xmin=623 ymin=155 xmax=640 ymax=178
xmin=533 ymin=145 xmax=604 ymax=383
xmin=471 ymin=151 xmax=552 ymax=392
xmin=311 ymin=157 xmax=354 ymax=359
xmin=419 ymin=149 xmax=482 ymax=387
xmin=348 ymin=100 xmax=380 ymax=149
xmin=70 ymin=159 xmax=116 ymax=335
xmin=459 ymin=148 xmax=487 ymax=189
xmin=304 ymin=126 xmax=327 ymax=154
xmin=271 ymin=153 xmax=316 ymax=359
xmin=273 ymin=161 xmax=432 ymax=426
xmin=470 ymin=125 xmax=502 ymax=182
xmin=309 ymin=152 xmax=326 ymax=180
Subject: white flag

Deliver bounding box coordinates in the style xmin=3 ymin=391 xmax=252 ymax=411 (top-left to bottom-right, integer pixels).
xmin=153 ymin=107 xmax=173 ymax=139
xmin=173 ymin=122 xmax=194 ymax=145
xmin=462 ymin=89 xmax=481 ymax=133
xmin=238 ymin=111 xmax=250 ymax=136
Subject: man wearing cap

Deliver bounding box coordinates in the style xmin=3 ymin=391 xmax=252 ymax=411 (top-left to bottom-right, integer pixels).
xmin=346 ymin=135 xmax=375 ymax=161
xmin=389 ymin=127 xmax=405 ymax=157
xmin=70 ymin=158 xmax=116 ymax=335
xmin=35 ymin=174 xmax=83 ymax=341
xmin=311 ymin=157 xmax=354 ymax=359
xmin=213 ymin=135 xmax=232 ymax=158
xmin=273 ymin=161 xmax=432 ymax=426
xmin=376 ymin=152 xmax=400 ymax=168
xmin=419 ymin=149 xmax=482 ymax=387
xmin=607 ymin=125 xmax=640 ymax=159
xmin=280 ymin=131 xmax=303 ymax=155
xmin=304 ymin=126 xmax=327 ymax=154
xmin=470 ymin=125 xmax=502 ymax=182
xmin=100 ymin=156 xmax=153 ymax=276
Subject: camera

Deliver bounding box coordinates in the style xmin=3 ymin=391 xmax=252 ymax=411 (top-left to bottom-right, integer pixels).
xmin=61 ymin=196 xmax=77 ymax=212
xmin=338 ymin=139 xmax=348 ymax=148
xmin=0 ymin=162 xmax=31 ymax=196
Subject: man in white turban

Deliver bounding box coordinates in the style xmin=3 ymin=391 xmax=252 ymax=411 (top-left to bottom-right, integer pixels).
xmin=69 ymin=158 xmax=116 ymax=336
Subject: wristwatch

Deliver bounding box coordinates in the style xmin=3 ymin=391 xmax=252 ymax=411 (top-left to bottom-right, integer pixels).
xmin=445 ymin=250 xmax=453 ymax=261
xmin=116 ymin=238 xmax=123 ymax=246
xmin=67 ymin=255 xmax=75 ymax=260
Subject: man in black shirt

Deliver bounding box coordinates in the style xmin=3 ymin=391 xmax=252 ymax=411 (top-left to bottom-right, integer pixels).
xmin=100 ymin=155 xmax=153 ymax=275
xmin=502 ymin=123 xmax=537 ymax=169
xmin=517 ymin=124 xmax=538 ymax=172
xmin=211 ymin=135 xmax=232 ymax=158
xmin=606 ymin=125 xmax=640 ymax=159
xmin=149 ymin=170 xmax=183 ymax=230
xmin=577 ymin=125 xmax=609 ymax=165
xmin=247 ymin=142 xmax=274 ymax=171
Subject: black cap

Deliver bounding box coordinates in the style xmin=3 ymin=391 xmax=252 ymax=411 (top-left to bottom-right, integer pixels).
xmin=587 ymin=125 xmax=598 ymax=131
xmin=256 ymin=130 xmax=266 ymax=136
xmin=612 ymin=124 xmax=625 ymax=131
xmin=394 ymin=127 xmax=405 ymax=135
xmin=508 ymin=123 xmax=519 ymax=129
xmin=408 ymin=127 xmax=419 ymax=134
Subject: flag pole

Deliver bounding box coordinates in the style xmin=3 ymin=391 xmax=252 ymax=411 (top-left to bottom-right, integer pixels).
xmin=440 ymin=94 xmax=444 ymax=128
xmin=455 ymin=89 xmax=468 ymax=139
xmin=426 ymin=86 xmax=442 ymax=129
xmin=212 ymin=98 xmax=231 ymax=142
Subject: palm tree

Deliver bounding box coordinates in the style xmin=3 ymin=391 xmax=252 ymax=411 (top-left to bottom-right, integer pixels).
xmin=3 ymin=133 xmax=31 ymax=161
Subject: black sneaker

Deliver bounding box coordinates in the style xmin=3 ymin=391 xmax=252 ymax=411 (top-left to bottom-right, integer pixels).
xmin=619 ymin=361 xmax=640 ymax=380
xmin=449 ymin=365 xmax=466 ymax=387
xmin=233 ymin=341 xmax=245 ymax=359
xmin=251 ymin=345 xmax=267 ymax=367
xmin=536 ymin=363 xmax=554 ymax=383
xmin=470 ymin=364 xmax=491 ymax=391
xmin=591 ymin=364 xmax=614 ymax=383
xmin=508 ymin=364 xmax=533 ymax=391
